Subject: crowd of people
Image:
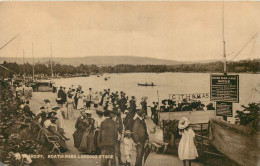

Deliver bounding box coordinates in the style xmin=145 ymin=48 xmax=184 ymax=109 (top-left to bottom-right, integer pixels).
xmin=15 ymin=84 xmax=33 ymax=101
xmin=28 ymin=84 xmax=150 ymax=166
xmin=16 ymin=82 xmax=198 ymax=166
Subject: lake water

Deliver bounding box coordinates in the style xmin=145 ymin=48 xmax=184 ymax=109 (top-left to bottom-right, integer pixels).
xmin=52 ymin=72 xmax=260 ymax=117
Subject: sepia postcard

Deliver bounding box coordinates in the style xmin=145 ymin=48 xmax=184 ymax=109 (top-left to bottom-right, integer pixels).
xmin=0 ymin=1 xmax=259 ymax=166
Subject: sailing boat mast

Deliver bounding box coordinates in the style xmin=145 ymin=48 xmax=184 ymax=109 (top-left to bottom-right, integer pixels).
xmin=32 ymin=43 xmax=35 ymax=81
xmin=50 ymin=43 xmax=53 ymax=79
xmin=222 ymin=1 xmax=227 ymax=74
xmin=23 ymin=49 xmax=25 ymax=82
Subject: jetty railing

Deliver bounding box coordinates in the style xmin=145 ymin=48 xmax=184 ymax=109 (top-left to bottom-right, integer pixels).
xmin=190 ymin=123 xmax=223 ymax=157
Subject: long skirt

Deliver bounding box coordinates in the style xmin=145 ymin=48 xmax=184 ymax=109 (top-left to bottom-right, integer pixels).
xmin=94 ymin=130 xmax=101 ymax=154
xmin=67 ymin=104 xmax=74 ymax=119
xmin=77 ymin=99 xmax=84 ymax=109
xmin=73 ymin=129 xmax=84 ymax=148
xmin=79 ymin=130 xmax=96 ymax=154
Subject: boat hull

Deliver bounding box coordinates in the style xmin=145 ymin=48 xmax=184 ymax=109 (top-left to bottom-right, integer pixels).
xmin=210 ymin=119 xmax=260 ymax=166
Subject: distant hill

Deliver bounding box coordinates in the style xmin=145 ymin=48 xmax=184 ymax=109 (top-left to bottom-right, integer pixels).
xmin=0 ymin=56 xmax=219 ymax=66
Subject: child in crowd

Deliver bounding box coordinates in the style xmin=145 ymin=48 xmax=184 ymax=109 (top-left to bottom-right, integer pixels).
xmin=123 ymin=130 xmax=134 ymax=166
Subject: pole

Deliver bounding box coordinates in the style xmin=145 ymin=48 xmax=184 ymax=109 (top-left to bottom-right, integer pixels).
xmin=32 ymin=43 xmax=35 ymax=81
xmin=50 ymin=43 xmax=53 ymax=79
xmin=0 ymin=33 xmax=19 ymax=52
xmin=23 ymin=49 xmax=25 ymax=83
xmin=157 ymin=90 xmax=160 ymax=123
xmin=222 ymin=1 xmax=227 ymax=75
xmin=222 ymin=1 xmax=227 ymax=121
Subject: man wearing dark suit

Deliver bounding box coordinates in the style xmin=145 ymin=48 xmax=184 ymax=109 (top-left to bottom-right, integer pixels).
xmin=58 ymin=86 xmax=64 ymax=98
xmin=129 ymin=96 xmax=137 ymax=113
xmin=74 ymin=91 xmax=80 ymax=109
xmin=98 ymin=110 xmax=117 ymax=166
xmin=110 ymin=109 xmax=124 ymax=165
xmin=132 ymin=109 xmax=149 ymax=166
xmin=58 ymin=86 xmax=66 ymax=104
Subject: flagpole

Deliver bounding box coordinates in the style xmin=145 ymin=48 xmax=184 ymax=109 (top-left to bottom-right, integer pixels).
xmin=32 ymin=43 xmax=35 ymax=81
xmin=222 ymin=1 xmax=227 ymax=75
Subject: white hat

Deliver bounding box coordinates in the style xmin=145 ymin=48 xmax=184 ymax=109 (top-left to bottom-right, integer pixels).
xmin=124 ymin=130 xmax=132 ymax=135
xmin=107 ymin=105 xmax=113 ymax=111
xmin=84 ymin=109 xmax=92 ymax=115
xmin=178 ymin=117 xmax=190 ymax=129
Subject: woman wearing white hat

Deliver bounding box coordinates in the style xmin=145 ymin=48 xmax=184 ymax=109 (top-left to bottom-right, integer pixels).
xmin=178 ymin=117 xmax=198 ymax=166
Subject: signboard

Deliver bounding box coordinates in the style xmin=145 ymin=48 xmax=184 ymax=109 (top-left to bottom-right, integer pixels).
xmin=216 ymin=101 xmax=233 ymax=117
xmin=210 ymin=75 xmax=239 ymax=103
xmin=169 ymin=93 xmax=210 ymax=101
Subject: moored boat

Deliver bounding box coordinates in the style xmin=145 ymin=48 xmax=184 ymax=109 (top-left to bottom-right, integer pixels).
xmin=138 ymin=83 xmax=156 ymax=86
xmin=210 ymin=118 xmax=260 ymax=166
xmin=35 ymin=81 xmax=56 ymax=92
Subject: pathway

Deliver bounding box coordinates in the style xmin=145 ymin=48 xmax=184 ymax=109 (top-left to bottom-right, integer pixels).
xmin=29 ymin=92 xmax=203 ymax=166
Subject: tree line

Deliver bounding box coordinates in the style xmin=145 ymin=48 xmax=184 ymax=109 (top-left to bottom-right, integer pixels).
xmin=1 ymin=59 xmax=259 ymax=77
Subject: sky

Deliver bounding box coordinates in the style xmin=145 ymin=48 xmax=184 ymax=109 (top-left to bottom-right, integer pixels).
xmin=0 ymin=1 xmax=259 ymax=61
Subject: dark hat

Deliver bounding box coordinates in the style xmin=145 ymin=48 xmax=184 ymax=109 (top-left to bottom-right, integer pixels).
xmin=51 ymin=117 xmax=58 ymax=121
xmin=131 ymin=96 xmax=136 ymax=99
xmin=44 ymin=99 xmax=50 ymax=102
xmin=96 ymin=110 xmax=104 ymax=115
xmin=40 ymin=106 xmax=45 ymax=109
xmin=47 ymin=111 xmax=57 ymax=118
xmin=103 ymin=110 xmax=110 ymax=117
xmin=60 ymin=86 xmax=62 ymax=88
xmin=52 ymin=106 xmax=60 ymax=110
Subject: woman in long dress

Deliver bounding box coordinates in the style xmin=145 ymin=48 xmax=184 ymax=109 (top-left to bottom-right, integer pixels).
xmin=178 ymin=117 xmax=198 ymax=166
xmin=66 ymin=95 xmax=75 ymax=119
xmin=77 ymin=91 xmax=85 ymax=110
xmin=79 ymin=110 xmax=96 ymax=154
xmin=73 ymin=112 xmax=85 ymax=148
xmin=47 ymin=118 xmax=69 ymax=153
xmin=53 ymin=106 xmax=65 ymax=132
xmin=43 ymin=113 xmax=70 ymax=153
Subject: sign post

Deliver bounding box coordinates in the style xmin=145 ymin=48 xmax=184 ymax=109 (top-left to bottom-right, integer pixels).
xmin=216 ymin=101 xmax=233 ymax=118
xmin=210 ymin=75 xmax=239 ymax=120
